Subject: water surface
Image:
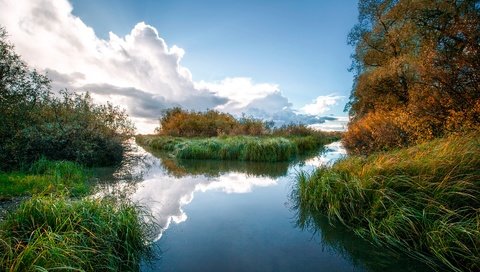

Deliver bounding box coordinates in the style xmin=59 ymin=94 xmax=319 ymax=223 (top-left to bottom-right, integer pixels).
xmin=104 ymin=142 xmax=431 ymax=272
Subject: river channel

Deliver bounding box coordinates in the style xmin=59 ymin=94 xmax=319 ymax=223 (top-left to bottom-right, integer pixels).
xmin=97 ymin=141 xmax=431 ymax=272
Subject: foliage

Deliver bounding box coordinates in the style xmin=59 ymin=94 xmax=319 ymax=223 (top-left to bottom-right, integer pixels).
xmin=295 ymin=133 xmax=480 ymax=271
xmin=0 ymin=195 xmax=155 ymax=271
xmin=157 ymin=107 xmax=240 ymax=137
xmin=272 ymin=123 xmax=320 ymax=137
xmin=156 ymin=108 xmax=343 ymax=143
xmin=0 ymin=27 xmax=134 ymax=170
xmin=344 ymin=0 xmax=480 ymax=154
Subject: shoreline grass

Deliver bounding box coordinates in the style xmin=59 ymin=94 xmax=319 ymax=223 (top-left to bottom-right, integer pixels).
xmin=0 ymin=158 xmax=92 ymax=200
xmin=136 ymin=134 xmax=340 ymax=162
xmin=294 ymin=133 xmax=480 ymax=271
xmin=0 ymin=195 xmax=154 ymax=271
xmin=0 ymin=158 xmax=156 ymax=271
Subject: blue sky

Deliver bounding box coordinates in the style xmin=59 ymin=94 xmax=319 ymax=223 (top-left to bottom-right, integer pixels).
xmin=70 ymin=0 xmax=358 ymax=114
xmin=0 ymin=0 xmax=358 ymax=132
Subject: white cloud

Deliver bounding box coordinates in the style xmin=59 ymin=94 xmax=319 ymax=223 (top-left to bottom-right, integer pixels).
xmin=301 ymin=95 xmax=344 ymax=115
xmin=195 ymin=77 xmax=280 ymax=110
xmin=308 ymin=116 xmax=349 ymax=132
xmin=0 ymin=0 xmax=345 ymax=133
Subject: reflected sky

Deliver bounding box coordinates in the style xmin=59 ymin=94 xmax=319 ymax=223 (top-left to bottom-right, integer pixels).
xmin=129 ymin=141 xmax=346 ymax=240
xmin=101 ymin=141 xmax=428 ymax=271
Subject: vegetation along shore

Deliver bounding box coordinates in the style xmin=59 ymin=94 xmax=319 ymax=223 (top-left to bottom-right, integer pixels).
xmin=0 ymin=27 xmax=154 ymax=271
xmin=295 ymin=1 xmax=479 ymax=271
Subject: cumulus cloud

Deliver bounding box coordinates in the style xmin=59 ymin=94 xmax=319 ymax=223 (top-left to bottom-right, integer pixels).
xmin=0 ymin=0 xmax=346 ymax=133
xmin=301 ymin=95 xmax=344 ymax=115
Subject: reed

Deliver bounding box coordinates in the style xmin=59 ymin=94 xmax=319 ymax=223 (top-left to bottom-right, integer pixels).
xmin=137 ymin=135 xmax=339 ymax=162
xmin=294 ymin=133 xmax=480 ymax=271
xmin=0 ymin=195 xmax=155 ymax=271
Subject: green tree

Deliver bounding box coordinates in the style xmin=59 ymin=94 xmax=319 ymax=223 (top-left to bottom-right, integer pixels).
xmin=0 ymin=27 xmax=134 ymax=170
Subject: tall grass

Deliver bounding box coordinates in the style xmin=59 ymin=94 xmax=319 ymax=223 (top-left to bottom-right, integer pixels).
xmin=137 ymin=135 xmax=339 ymax=162
xmin=0 ymin=195 xmax=155 ymax=271
xmin=0 ymin=158 xmax=91 ymax=199
xmin=294 ymin=133 xmax=480 ymax=271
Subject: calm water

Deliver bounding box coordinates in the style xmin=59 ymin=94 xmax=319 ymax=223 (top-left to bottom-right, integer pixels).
xmin=100 ymin=142 xmax=431 ymax=272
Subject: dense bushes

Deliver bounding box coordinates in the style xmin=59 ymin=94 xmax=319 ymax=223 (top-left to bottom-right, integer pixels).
xmin=156 ymin=107 xmax=342 ymax=140
xmin=157 ymin=107 xmax=237 ymax=137
xmin=156 ymin=107 xmax=267 ymax=137
xmin=344 ymin=0 xmax=480 ymax=154
xmin=295 ymin=134 xmax=480 ymax=271
xmin=0 ymin=28 xmax=134 ymax=170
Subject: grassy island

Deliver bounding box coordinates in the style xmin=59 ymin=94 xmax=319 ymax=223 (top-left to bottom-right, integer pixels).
xmin=137 ymin=134 xmax=340 ymax=162
xmin=136 ymin=108 xmax=341 ymax=162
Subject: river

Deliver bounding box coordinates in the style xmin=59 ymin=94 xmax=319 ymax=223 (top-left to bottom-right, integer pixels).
xmin=97 ymin=141 xmax=431 ymax=272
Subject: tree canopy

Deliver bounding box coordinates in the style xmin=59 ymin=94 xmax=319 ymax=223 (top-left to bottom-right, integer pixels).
xmin=344 ymin=0 xmax=480 ymax=154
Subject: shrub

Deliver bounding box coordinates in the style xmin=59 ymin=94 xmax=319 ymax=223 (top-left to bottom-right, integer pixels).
xmin=0 ymin=28 xmax=134 ymax=170
xmin=157 ymin=107 xmax=238 ymax=137
xmin=342 ymin=109 xmax=410 ymax=155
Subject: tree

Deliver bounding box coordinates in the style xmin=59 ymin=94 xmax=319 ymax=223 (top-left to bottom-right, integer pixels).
xmin=344 ymin=0 xmax=480 ymax=154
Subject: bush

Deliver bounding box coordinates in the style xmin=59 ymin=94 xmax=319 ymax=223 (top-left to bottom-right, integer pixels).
xmin=342 ymin=109 xmax=410 ymax=155
xmin=157 ymin=107 xmax=238 ymax=137
xmin=0 ymin=28 xmax=134 ymax=170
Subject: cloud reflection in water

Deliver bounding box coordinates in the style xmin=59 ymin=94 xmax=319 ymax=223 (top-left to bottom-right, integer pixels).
xmin=129 ymin=141 xmax=345 ymax=240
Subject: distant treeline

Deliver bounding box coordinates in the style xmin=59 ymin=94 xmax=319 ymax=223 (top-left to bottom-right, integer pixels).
xmin=344 ymin=0 xmax=479 ymax=154
xmin=155 ymin=107 xmax=339 ymax=138
xmin=0 ymin=28 xmax=134 ymax=170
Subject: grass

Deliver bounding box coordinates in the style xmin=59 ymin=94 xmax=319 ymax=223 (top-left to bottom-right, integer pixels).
xmin=294 ymin=133 xmax=480 ymax=271
xmin=0 ymin=158 xmax=156 ymax=271
xmin=136 ymin=134 xmax=340 ymax=162
xmin=0 ymin=158 xmax=91 ymax=200
xmin=0 ymin=195 xmax=154 ymax=271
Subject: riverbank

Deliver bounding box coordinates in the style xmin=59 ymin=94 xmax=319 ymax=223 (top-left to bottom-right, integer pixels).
xmin=0 ymin=159 xmax=154 ymax=271
xmin=0 ymin=158 xmax=91 ymax=200
xmin=295 ymin=133 xmax=479 ymax=271
xmin=136 ymin=134 xmax=341 ymax=162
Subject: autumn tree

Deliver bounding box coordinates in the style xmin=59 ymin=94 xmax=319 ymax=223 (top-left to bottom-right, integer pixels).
xmin=344 ymin=0 xmax=480 ymax=154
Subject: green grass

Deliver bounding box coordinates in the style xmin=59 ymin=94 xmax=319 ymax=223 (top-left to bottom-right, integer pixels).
xmin=136 ymin=134 xmax=340 ymax=162
xmin=294 ymin=133 xmax=480 ymax=271
xmin=0 ymin=158 xmax=91 ymax=200
xmin=0 ymin=195 xmax=154 ymax=271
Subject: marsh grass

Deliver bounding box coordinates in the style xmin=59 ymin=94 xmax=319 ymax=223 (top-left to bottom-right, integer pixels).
xmin=137 ymin=134 xmax=339 ymax=162
xmin=0 ymin=195 xmax=155 ymax=272
xmin=295 ymin=133 xmax=480 ymax=271
xmin=0 ymin=158 xmax=91 ymax=199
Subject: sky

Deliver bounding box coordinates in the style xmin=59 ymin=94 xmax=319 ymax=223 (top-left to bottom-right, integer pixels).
xmin=0 ymin=0 xmax=358 ymax=133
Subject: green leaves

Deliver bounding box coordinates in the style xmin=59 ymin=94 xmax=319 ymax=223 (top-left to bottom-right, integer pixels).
xmin=0 ymin=28 xmax=134 ymax=170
